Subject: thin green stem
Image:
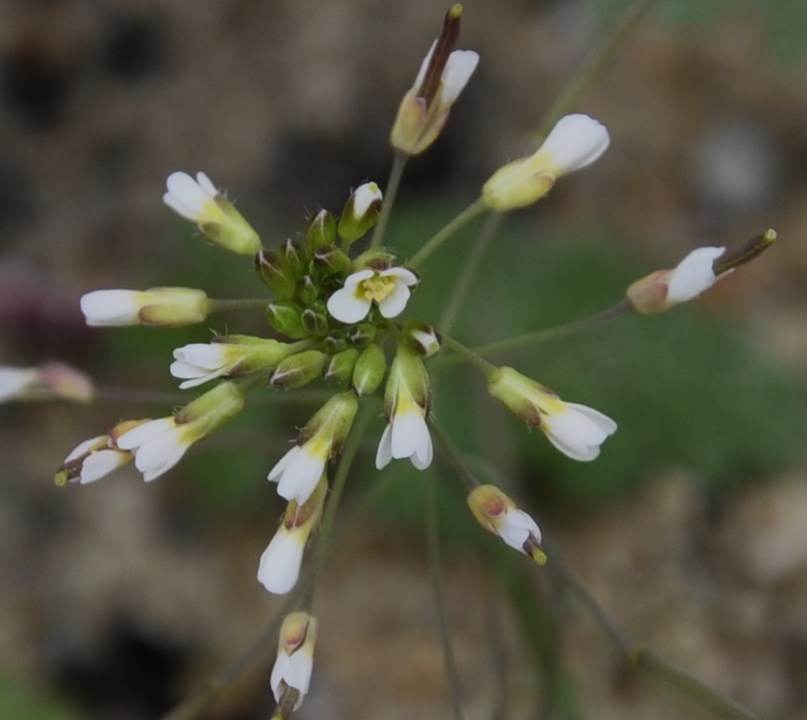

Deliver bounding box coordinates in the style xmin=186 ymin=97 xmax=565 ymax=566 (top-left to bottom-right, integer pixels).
xmin=425 ymin=471 xmax=466 ymax=720
xmin=471 ymin=298 xmax=630 ymax=358
xmin=441 ymin=335 xmax=497 ymax=377
xmin=409 ymin=198 xmax=488 ymax=267
xmin=303 ymin=402 xmax=374 ymax=608
xmin=535 ymin=0 xmax=658 ymax=143
xmin=439 ymin=213 xmax=503 ymax=333
xmin=540 ymin=532 xmax=760 ymax=720
xmin=370 ymin=151 xmax=409 ymax=249
xmin=430 ymin=420 xmax=479 ymax=492
xmin=207 ymin=298 xmax=269 ymax=313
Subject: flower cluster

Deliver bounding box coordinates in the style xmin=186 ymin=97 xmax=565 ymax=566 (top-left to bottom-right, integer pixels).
xmin=4 ymin=5 xmax=771 ymax=717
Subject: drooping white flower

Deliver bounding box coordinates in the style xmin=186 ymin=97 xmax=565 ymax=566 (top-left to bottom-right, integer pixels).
xmin=376 ymin=345 xmax=432 ymax=470
xmin=55 ymin=422 xmax=139 ymax=485
xmin=271 ymin=612 xmax=317 ymax=712
xmin=163 ymin=171 xmax=261 ymax=255
xmin=326 ymin=267 xmax=418 ymax=324
xmin=391 ymin=6 xmax=479 ymax=155
xmin=257 ymin=479 xmax=326 ymax=595
xmin=482 ymin=113 xmax=609 ymax=211
xmin=80 ymin=287 xmax=209 ymax=327
xmin=488 ymin=366 xmax=616 ymax=462
xmin=467 ymin=484 xmax=545 ymax=563
xmin=268 ymin=392 xmax=358 ymax=505
xmin=117 ymin=382 xmax=245 ymax=481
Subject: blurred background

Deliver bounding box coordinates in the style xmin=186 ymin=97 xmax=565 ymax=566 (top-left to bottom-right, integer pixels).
xmin=1 ymin=0 xmax=807 ymax=718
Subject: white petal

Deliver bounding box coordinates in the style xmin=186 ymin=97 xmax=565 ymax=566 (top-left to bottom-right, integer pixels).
xmin=80 ymin=290 xmax=140 ymax=326
xmin=544 ymin=404 xmax=616 ymax=462
xmin=540 ymin=114 xmax=610 ymax=176
xmin=133 ymin=432 xmax=188 ymax=481
xmin=274 ymin=447 xmax=325 ymax=505
xmin=666 ymin=246 xmax=725 ymax=303
xmin=163 ymin=171 xmax=216 ymax=220
xmin=270 ymin=652 xmax=292 ymax=703
xmin=64 ymin=435 xmax=106 ymax=462
xmin=173 ymin=343 xmax=228 ymax=369
xmin=257 ymin=529 xmax=304 ymax=594
xmin=377 ymin=280 xmax=411 ymax=318
xmin=498 ymin=509 xmax=541 ymax=551
xmin=283 ymin=653 xmax=313 ymax=702
xmin=116 ymin=417 xmax=174 ymax=450
xmin=352 ymin=183 xmax=382 ymax=218
xmin=326 ymin=288 xmax=371 ymax=324
xmin=79 ymin=449 xmax=128 ymax=484
xmin=440 ymin=50 xmax=480 ymax=106
xmin=375 ymin=424 xmax=393 ymax=469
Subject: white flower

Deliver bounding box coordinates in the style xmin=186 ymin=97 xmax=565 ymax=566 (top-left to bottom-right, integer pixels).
xmin=268 ymin=393 xmax=358 ymax=505
xmin=488 ymin=367 xmax=616 ymax=462
xmin=666 ymin=246 xmax=726 ymax=303
xmin=0 ymin=362 xmax=94 ymax=403
xmin=163 ymin=171 xmax=261 ymax=255
xmin=482 ymin=114 xmax=609 ymax=211
xmin=80 ymin=287 xmax=209 ymax=327
xmin=116 ymin=382 xmax=245 ymax=481
xmin=163 ymin=171 xmax=220 ymax=222
xmin=351 ymin=182 xmax=383 ymax=220
xmin=268 ymin=444 xmax=328 ymax=506
xmin=56 ymin=433 xmax=132 ymax=485
xmin=375 ymin=395 xmax=433 ymax=470
xmin=271 ymin=612 xmax=317 ymax=712
xmin=170 ymin=336 xmax=296 ymax=389
xmin=467 ymin=484 xmax=544 ymax=561
xmin=258 ymin=526 xmax=305 ymax=595
xmin=327 ymin=267 xmax=418 ymax=324
xmin=376 ymin=346 xmax=432 ymax=470
xmin=541 ymin=402 xmax=617 ymax=462
xmin=391 ymin=23 xmax=480 ymax=156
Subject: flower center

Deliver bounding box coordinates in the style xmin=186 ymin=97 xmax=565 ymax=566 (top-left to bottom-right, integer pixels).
xmin=359 ymin=275 xmax=395 ymax=303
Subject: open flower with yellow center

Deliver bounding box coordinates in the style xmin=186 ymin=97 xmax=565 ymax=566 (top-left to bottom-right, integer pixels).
xmin=326 ymin=267 xmax=418 ymax=324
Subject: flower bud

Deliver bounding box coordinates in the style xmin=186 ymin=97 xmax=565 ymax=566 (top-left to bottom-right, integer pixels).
xmin=301 ymin=308 xmax=329 ymax=337
xmin=352 ymin=343 xmax=386 ymax=396
xmin=313 ymin=245 xmax=352 ymax=276
xmin=270 ymin=350 xmax=328 ymax=389
xmin=296 ymin=276 xmax=319 ymax=306
xmin=255 ymin=249 xmax=297 ymax=299
xmin=467 ymin=484 xmax=545 ymax=564
xmin=163 ymin=171 xmax=261 ymax=255
xmin=266 ymin=302 xmax=308 ymax=339
xmin=337 ymin=182 xmax=383 ymax=245
xmin=402 ymin=319 xmax=441 ymax=357
xmin=305 ymin=209 xmax=337 ymax=253
xmin=271 ymin=612 xmax=317 ymax=713
xmin=324 ymin=348 xmax=359 ymax=384
xmin=80 ymin=287 xmax=210 ymax=328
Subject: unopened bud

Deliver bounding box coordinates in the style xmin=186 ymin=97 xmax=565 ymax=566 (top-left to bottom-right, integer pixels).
xmin=271 ymin=350 xmax=328 ymax=389
xmin=324 ymin=348 xmax=359 ymax=384
xmin=352 ymin=343 xmax=386 ymax=396
xmin=306 ymin=209 xmax=337 ymax=253
xmin=337 ymin=182 xmax=383 ymax=245
xmin=402 ymin=320 xmax=441 ymax=357
xmin=255 ymin=250 xmax=297 ymax=299
xmin=313 ymin=245 xmax=352 ymax=276
xmin=267 ymin=302 xmax=308 ymax=339
xmin=301 ymin=308 xmax=329 ymax=337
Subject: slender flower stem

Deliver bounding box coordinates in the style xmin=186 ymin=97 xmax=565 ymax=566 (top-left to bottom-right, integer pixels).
xmin=302 ymin=403 xmax=374 ymax=609
xmin=424 ymin=470 xmax=466 ymax=720
xmin=430 ymin=420 xmax=480 ymax=492
xmin=207 ymin=298 xmax=269 ymax=313
xmin=370 ymin=151 xmax=409 ymax=249
xmin=441 ymin=335 xmax=497 ymax=376
xmin=409 ymin=198 xmax=487 ymax=267
xmin=534 ymin=0 xmax=658 ymax=143
xmin=471 ymin=298 xmax=631 ymax=358
xmin=540 ymin=532 xmax=760 ymax=720
xmin=439 ymin=213 xmax=503 ymax=333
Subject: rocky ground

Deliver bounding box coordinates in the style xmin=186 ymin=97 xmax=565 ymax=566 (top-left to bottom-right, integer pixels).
xmin=1 ymin=1 xmax=806 ymax=718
